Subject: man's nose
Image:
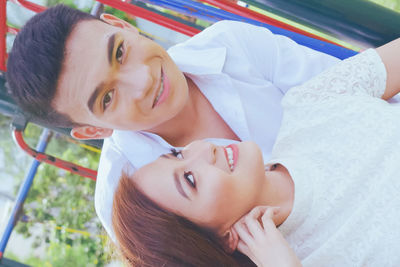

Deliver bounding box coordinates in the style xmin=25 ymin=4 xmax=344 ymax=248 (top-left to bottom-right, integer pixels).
xmin=185 ymin=141 xmax=216 ymax=165
xmin=119 ymin=65 xmax=154 ymax=99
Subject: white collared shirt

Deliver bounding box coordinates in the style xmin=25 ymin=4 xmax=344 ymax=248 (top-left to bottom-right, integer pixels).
xmin=95 ymin=20 xmax=340 ymax=239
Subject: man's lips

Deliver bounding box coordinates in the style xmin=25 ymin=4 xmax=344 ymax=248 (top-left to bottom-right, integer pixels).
xmin=152 ymin=69 xmax=163 ymax=108
xmin=152 ymin=68 xmax=170 ymax=108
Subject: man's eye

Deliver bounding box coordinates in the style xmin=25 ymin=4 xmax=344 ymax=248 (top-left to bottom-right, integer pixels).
xmin=184 ymin=171 xmax=196 ymax=188
xmin=171 ymin=148 xmax=184 ymax=159
xmin=102 ymin=90 xmax=114 ymax=111
xmin=116 ymin=42 xmax=124 ymax=64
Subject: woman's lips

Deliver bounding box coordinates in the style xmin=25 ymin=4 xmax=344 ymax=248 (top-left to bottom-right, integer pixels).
xmin=224 ymin=144 xmax=238 ymax=171
xmin=152 ymin=68 xmax=170 ymax=108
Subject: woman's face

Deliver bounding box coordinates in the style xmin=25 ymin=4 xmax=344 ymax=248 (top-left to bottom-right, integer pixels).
xmin=133 ymin=140 xmax=267 ymax=234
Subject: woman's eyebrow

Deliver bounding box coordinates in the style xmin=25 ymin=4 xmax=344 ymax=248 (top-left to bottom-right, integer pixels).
xmin=159 ymin=154 xmax=189 ymax=199
xmin=174 ymin=171 xmax=189 ymax=199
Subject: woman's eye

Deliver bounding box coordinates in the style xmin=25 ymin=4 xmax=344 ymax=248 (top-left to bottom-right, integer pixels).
xmin=184 ymin=171 xmax=196 ymax=188
xmin=116 ymin=42 xmax=124 ymax=64
xmin=171 ymin=148 xmax=184 ymax=159
xmin=102 ymin=90 xmax=114 ymax=111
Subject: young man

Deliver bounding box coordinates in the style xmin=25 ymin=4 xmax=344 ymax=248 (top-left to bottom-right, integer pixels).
xmin=6 ymin=5 xmax=339 ymax=239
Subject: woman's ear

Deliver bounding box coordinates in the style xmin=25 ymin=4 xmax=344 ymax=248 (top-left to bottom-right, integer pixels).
xmin=100 ymin=13 xmax=138 ymax=33
xmin=70 ymin=126 xmax=113 ymax=140
xmin=220 ymin=227 xmax=239 ymax=254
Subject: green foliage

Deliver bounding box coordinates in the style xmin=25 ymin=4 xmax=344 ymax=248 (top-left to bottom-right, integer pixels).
xmin=45 ymin=0 xmax=137 ymax=26
xmin=0 ymin=114 xmax=31 ymax=180
xmin=9 ymin=123 xmax=110 ymax=266
xmin=368 ymin=0 xmax=400 ymax=11
xmin=43 ymin=232 xmax=104 ymax=267
xmin=2 ymin=1 xmax=135 ymax=265
xmin=103 ymin=6 xmax=137 ymax=26
xmin=0 ymin=114 xmax=111 ymax=266
xmin=46 ymin=0 xmax=93 ymax=12
xmin=4 ymin=251 xmax=43 ymax=266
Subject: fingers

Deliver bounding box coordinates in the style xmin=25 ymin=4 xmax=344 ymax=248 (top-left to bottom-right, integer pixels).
xmin=261 ymin=206 xmax=280 ymax=231
xmin=234 ymin=206 xmax=279 ymax=245
xmin=237 ymin=240 xmax=261 ymax=266
xmin=245 ymin=207 xmax=267 ymax=239
xmin=233 ymin=206 xmax=299 ymax=267
xmin=234 ymin=219 xmax=253 ymax=245
xmin=242 ymin=206 xmax=279 ymax=232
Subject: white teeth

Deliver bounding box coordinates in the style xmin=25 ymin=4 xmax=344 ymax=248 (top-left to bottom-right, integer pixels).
xmin=154 ymin=73 xmax=164 ymax=106
xmin=226 ymin=147 xmax=234 ymax=171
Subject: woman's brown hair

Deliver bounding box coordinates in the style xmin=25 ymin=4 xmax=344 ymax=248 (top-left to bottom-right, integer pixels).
xmin=112 ymin=172 xmax=255 ymax=267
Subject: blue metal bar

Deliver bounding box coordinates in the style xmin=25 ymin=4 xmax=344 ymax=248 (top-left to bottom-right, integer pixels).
xmin=141 ymin=0 xmax=240 ymax=23
xmin=140 ymin=0 xmax=357 ymax=59
xmin=0 ymin=129 xmax=52 ymax=260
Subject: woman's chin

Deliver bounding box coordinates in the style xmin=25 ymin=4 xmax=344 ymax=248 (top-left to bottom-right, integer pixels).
xmin=239 ymin=141 xmax=264 ymax=166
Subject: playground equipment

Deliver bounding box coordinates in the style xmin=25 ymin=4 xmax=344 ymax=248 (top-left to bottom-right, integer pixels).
xmin=0 ymin=0 xmax=399 ymax=265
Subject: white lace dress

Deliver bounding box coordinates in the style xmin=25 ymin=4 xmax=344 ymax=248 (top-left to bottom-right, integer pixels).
xmin=269 ymin=49 xmax=400 ymax=266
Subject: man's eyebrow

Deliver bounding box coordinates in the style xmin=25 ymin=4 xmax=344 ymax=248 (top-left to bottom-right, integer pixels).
xmin=87 ymin=82 xmax=105 ymax=113
xmin=107 ymin=33 xmax=116 ymax=65
xmin=86 ymin=33 xmax=116 ymax=113
xmin=174 ymin=171 xmax=189 ymax=199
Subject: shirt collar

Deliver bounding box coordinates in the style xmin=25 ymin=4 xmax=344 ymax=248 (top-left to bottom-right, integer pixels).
xmin=167 ymin=45 xmax=227 ymax=75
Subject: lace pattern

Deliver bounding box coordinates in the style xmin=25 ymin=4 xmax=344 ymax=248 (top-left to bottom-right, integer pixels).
xmin=270 ymin=50 xmax=400 ymax=266
xmin=283 ymin=49 xmax=387 ymax=107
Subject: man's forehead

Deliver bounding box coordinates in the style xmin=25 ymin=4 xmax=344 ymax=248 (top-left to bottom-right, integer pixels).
xmin=66 ymin=20 xmax=112 ymax=53
xmin=53 ymin=20 xmax=112 ymax=118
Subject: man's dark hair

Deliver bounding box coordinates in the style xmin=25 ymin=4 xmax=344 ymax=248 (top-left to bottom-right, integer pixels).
xmin=6 ymin=4 xmax=96 ymax=128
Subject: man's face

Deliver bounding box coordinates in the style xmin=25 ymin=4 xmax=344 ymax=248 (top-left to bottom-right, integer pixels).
xmin=53 ymin=16 xmax=189 ymax=134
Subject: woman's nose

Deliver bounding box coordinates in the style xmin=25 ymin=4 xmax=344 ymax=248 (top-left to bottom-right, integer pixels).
xmin=185 ymin=141 xmax=216 ymax=165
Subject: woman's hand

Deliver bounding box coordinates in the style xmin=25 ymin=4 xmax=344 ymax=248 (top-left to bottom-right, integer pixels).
xmin=233 ymin=206 xmax=302 ymax=267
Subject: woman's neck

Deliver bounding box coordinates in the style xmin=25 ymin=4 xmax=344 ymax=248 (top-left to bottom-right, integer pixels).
xmin=258 ymin=164 xmax=294 ymax=226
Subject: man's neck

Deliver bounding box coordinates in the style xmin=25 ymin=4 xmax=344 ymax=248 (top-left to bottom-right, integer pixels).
xmin=148 ymin=76 xmax=205 ymax=146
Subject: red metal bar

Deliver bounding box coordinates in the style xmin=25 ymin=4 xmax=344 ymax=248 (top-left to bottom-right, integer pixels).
xmin=11 ymin=0 xmax=46 ymax=13
xmin=96 ymin=0 xmax=201 ymax=36
xmin=0 ymin=0 xmax=7 ymax=71
xmin=13 ymin=130 xmax=97 ymax=180
xmin=201 ymin=0 xmax=341 ymax=46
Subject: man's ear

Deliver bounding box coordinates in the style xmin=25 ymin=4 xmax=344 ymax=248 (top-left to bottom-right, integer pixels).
xmin=70 ymin=126 xmax=113 ymax=140
xmin=100 ymin=13 xmax=138 ymax=33
xmin=220 ymin=227 xmax=239 ymax=254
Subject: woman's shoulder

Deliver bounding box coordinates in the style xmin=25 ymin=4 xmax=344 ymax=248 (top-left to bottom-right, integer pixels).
xmin=283 ymin=49 xmax=387 ymax=107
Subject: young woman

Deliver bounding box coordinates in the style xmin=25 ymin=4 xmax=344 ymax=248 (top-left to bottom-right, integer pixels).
xmin=112 ymin=38 xmax=400 ymax=266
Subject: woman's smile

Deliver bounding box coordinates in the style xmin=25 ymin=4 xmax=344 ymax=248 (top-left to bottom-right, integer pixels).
xmin=224 ymin=144 xmax=239 ymax=171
